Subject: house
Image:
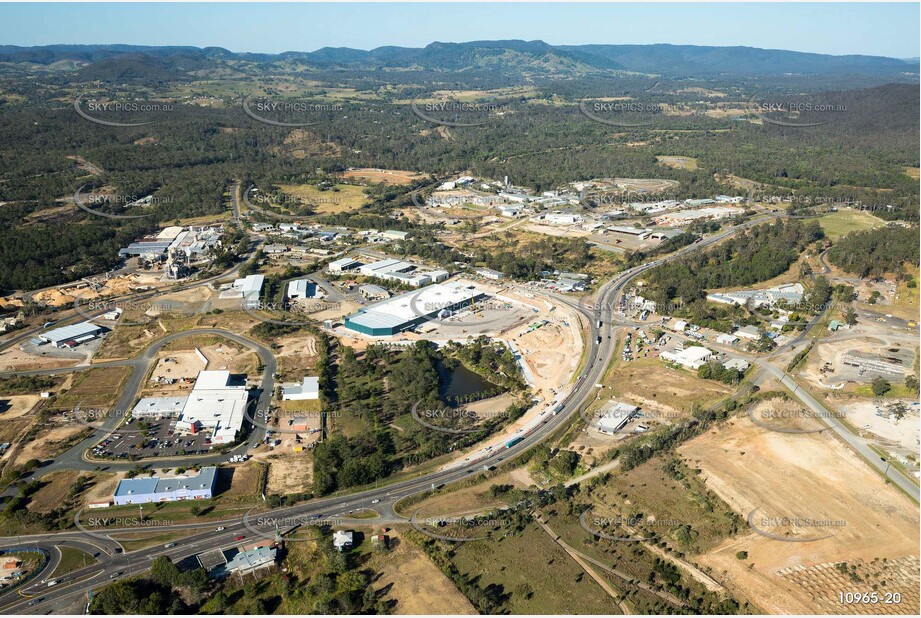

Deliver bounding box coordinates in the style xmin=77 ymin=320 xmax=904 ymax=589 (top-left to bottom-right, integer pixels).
xmin=671 ymin=320 xmax=688 ymax=332
xmin=716 ymin=333 xmax=739 ymax=345
xmin=371 ymin=534 xmax=389 ymax=548
xmin=735 ymin=325 xmax=761 ymax=340
xmin=333 ymin=530 xmax=353 ymax=551
xmin=223 ymin=546 xmax=277 ymax=576
xmin=281 ymin=376 xmax=320 ymax=401
xmin=723 ymin=358 xmax=750 ymax=372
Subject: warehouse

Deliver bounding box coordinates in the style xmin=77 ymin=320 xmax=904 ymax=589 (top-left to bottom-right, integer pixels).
xmin=345 ymin=282 xmax=486 ymax=336
xmin=286 ymin=279 xmax=317 ymax=300
xmin=327 ymin=257 xmax=362 ymax=273
xmin=113 ymin=467 xmax=217 ymax=505
xmin=174 ymin=370 xmax=249 ymax=444
xmin=661 ymin=346 xmax=713 ymax=369
xmin=281 ymin=376 xmax=320 ymax=401
xmin=596 ymin=401 xmax=640 ymax=435
xmin=39 ymin=321 xmax=103 ymax=348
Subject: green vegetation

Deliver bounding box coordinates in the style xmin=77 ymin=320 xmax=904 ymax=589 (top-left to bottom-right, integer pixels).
xmin=827 ymin=225 xmax=921 ymax=278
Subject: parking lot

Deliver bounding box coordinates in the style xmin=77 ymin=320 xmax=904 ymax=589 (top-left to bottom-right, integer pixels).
xmin=91 ymin=416 xmax=217 ymax=460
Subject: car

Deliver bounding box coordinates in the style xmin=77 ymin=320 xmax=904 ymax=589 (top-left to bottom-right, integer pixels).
xmin=215 ymin=526 xmax=225 ymax=531
xmin=234 ymin=535 xmax=245 ymax=541
xmin=164 ymin=542 xmax=177 ymax=549
xmin=370 ymin=498 xmax=380 ymax=504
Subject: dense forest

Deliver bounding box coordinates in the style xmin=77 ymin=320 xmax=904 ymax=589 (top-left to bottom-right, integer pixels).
xmin=643 ymin=219 xmax=825 ymax=308
xmin=827 ymin=225 xmax=921 ymax=277
xmin=0 ymin=47 xmax=917 ymax=294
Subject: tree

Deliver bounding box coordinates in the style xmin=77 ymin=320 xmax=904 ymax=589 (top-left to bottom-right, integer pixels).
xmin=871 ymin=376 xmax=891 ymax=397
xmin=906 ymin=374 xmax=919 ymax=395
xmin=844 ymin=306 xmax=857 ymax=326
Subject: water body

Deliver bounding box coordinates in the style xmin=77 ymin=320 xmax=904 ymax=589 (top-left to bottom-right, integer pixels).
xmin=437 ymin=361 xmax=498 ymax=405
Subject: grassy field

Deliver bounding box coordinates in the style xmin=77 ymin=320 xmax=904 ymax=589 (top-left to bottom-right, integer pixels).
xmin=600 ymin=357 xmax=732 ymax=416
xmin=51 ymin=546 xmax=95 ymax=577
xmin=446 ymin=522 xmax=621 ymax=614
xmin=657 ymin=155 xmax=698 ymax=171
xmin=806 ymin=209 xmax=886 ymax=240
xmin=52 ymin=366 xmax=131 ymax=410
xmin=888 ymin=263 xmax=920 ymax=322
xmin=277 ymin=183 xmax=368 ymax=214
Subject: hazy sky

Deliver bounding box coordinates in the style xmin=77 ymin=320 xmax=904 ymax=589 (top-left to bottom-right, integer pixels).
xmin=1 ymin=2 xmax=918 ymax=59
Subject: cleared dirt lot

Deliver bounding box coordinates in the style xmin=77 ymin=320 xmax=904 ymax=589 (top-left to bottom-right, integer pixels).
xmin=341 ymin=168 xmax=425 ymax=186
xmin=604 ymin=357 xmax=731 ymax=417
xmin=262 ymin=453 xmax=313 ymax=495
xmin=370 ymin=531 xmax=477 ymax=615
xmin=681 ymin=413 xmax=919 ymax=614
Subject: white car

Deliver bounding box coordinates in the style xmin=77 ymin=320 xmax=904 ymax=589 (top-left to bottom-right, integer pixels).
xmin=215 ymin=526 xmax=225 ymax=532
xmin=371 ymin=499 xmax=380 ymax=504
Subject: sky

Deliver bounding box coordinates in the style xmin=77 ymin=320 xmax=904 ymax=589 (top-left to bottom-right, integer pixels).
xmin=0 ymin=2 xmax=918 ymax=59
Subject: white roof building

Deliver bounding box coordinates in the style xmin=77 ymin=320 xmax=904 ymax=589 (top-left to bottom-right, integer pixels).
xmin=735 ymin=325 xmax=762 ymax=340
xmin=596 ymin=401 xmax=640 ymax=434
xmin=661 ymin=346 xmax=713 ymax=370
xmin=333 ymin=530 xmax=353 ymax=551
xmin=281 ymin=376 xmax=320 ymax=401
xmin=716 ymin=333 xmax=740 ymax=345
xmin=287 ymin=279 xmax=316 ymax=300
xmin=230 ymin=274 xmax=264 ymax=308
xmin=175 ymin=370 xmax=249 ymax=444
xmin=39 ymin=321 xmax=103 ymax=348
xmin=327 ymin=257 xmax=362 ymax=273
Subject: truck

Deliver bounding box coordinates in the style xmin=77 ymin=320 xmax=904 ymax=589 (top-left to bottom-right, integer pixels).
xmin=504 ymin=436 xmax=524 ymax=448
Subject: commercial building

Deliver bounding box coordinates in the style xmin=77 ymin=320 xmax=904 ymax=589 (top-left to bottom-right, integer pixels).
xmin=113 ymin=467 xmax=217 ymax=505
xmin=654 ymin=206 xmax=744 ymax=226
xmin=281 ymin=376 xmax=320 ymax=401
xmin=382 ymin=230 xmax=411 ymax=241
xmin=596 ymin=401 xmax=640 ymax=434
xmin=734 ymin=325 xmax=762 ymax=340
xmin=174 ymin=370 xmax=249 ymax=444
xmin=286 ymin=279 xmax=317 ymax=300
xmin=327 ymin=257 xmax=362 ymax=273
xmin=359 ymin=284 xmax=389 ymax=301
xmin=661 ymin=346 xmax=713 ymax=370
xmin=345 ymin=282 xmax=486 ymax=336
xmin=707 ymin=283 xmax=805 ymax=308
xmin=475 ymin=268 xmax=505 ymax=280
xmin=223 ymin=274 xmax=265 ymax=308
xmin=39 ymin=321 xmax=103 ymax=348
xmin=131 ymin=396 xmax=188 ymax=419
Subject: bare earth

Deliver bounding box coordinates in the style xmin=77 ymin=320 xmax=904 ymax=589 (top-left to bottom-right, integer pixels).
xmin=681 ymin=414 xmax=920 ymax=614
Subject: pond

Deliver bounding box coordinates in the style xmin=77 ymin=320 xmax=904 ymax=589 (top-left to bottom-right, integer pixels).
xmin=437 ymin=361 xmax=499 ymax=405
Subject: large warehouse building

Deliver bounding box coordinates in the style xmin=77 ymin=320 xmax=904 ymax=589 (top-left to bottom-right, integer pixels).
xmin=113 ymin=467 xmax=217 ymax=505
xmin=39 ymin=321 xmax=103 ymax=348
xmin=345 ymin=282 xmax=486 ymax=336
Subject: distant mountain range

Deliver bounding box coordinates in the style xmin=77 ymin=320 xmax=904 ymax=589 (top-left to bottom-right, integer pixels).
xmin=0 ymin=40 xmax=917 ymax=81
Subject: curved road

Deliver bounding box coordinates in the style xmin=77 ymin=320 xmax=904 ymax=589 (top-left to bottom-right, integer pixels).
xmin=3 ymin=213 xmax=915 ymax=614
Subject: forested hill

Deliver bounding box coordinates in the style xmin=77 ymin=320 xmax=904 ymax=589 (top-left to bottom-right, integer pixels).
xmin=0 ymin=40 xmax=916 ymax=80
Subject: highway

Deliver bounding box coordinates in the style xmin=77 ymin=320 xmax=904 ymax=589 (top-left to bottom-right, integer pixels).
xmin=1 ymin=212 xmax=914 ymax=613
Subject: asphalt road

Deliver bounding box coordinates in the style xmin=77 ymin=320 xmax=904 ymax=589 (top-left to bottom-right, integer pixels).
xmin=4 ymin=213 xmax=916 ymax=614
